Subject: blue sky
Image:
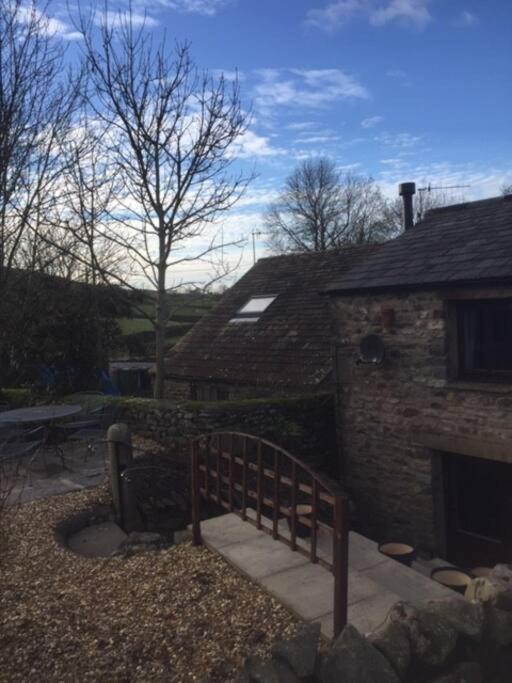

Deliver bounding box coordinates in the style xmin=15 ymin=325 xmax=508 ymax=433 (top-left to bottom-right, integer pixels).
xmin=47 ymin=0 xmax=512 ymax=279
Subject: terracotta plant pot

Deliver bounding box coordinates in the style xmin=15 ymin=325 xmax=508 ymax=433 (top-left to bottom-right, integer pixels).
xmin=431 ymin=567 xmax=473 ymax=594
xmin=287 ymin=504 xmax=313 ymax=539
xmin=378 ymin=542 xmax=416 ymax=567
xmin=470 ymin=566 xmax=492 ymax=578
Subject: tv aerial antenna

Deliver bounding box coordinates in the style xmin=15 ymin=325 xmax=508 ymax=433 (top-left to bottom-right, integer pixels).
xmin=251 ymin=230 xmax=264 ymax=264
xmin=417 ymin=183 xmax=470 ymax=193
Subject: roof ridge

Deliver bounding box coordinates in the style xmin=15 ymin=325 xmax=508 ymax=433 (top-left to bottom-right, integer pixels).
xmin=424 ymin=194 xmax=509 ymax=218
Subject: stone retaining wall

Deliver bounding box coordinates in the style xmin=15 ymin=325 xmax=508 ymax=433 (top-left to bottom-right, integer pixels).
xmin=115 ymin=392 xmax=337 ymax=474
xmin=237 ymin=563 xmax=512 ymax=682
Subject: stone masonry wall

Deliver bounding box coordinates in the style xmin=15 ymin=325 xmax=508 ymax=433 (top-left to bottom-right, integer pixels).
xmin=164 ymin=377 xmax=316 ymax=402
xmin=116 ymin=392 xmax=337 ymax=475
xmin=330 ymin=286 xmax=512 ymax=554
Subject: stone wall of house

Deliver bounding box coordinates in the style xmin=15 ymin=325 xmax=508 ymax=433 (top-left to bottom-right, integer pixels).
xmin=330 ymin=285 xmax=512 ymax=555
xmin=164 ymin=377 xmax=316 ymax=402
xmin=115 ymin=392 xmax=337 ymax=474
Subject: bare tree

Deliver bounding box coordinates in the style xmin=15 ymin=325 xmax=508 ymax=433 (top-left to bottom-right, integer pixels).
xmin=0 ymin=1 xmax=80 ymax=286
xmin=77 ymin=9 xmax=251 ymax=398
xmin=0 ymin=0 xmax=82 ymax=386
xmin=502 ymin=183 xmax=512 ymax=196
xmin=265 ymin=158 xmax=395 ymax=253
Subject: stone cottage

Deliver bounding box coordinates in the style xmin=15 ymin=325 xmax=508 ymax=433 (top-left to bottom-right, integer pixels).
xmin=326 ymin=191 xmax=512 ymax=568
xmin=165 ymin=247 xmax=371 ymax=401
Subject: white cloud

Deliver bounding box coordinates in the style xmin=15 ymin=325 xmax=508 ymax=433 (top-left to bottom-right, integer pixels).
xmin=306 ymin=0 xmax=432 ymax=32
xmin=287 ymin=121 xmax=317 ymax=131
xmin=253 ymin=68 xmax=368 ymax=114
xmin=17 ymin=5 xmax=82 ymax=40
xmin=361 ymin=115 xmax=383 ymax=128
xmin=95 ymin=10 xmax=160 ymax=28
xmin=158 ymin=0 xmax=232 ymax=16
xmin=454 ymin=10 xmax=478 ymax=27
xmin=377 ymin=161 xmax=512 ymax=202
xmin=230 ymin=129 xmax=286 ymax=159
xmin=376 ymin=132 xmax=422 ymax=148
xmin=211 ymin=69 xmax=245 ymax=81
xmin=371 ymin=0 xmax=431 ymax=27
xmin=294 ymin=135 xmax=340 ymax=144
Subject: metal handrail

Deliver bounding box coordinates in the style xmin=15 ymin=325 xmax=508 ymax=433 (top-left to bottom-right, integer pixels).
xmin=190 ymin=431 xmax=349 ymax=637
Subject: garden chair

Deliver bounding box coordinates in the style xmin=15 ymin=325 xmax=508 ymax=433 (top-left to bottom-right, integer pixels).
xmin=0 ymin=426 xmax=47 ymax=480
xmin=64 ymin=405 xmax=118 ymax=463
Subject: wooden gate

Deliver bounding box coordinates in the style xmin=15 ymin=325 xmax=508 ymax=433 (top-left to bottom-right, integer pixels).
xmin=190 ymin=432 xmax=349 ymax=637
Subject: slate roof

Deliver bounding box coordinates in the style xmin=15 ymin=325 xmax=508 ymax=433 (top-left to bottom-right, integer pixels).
xmin=325 ymin=195 xmax=512 ymax=294
xmin=166 ymin=246 xmax=373 ymax=388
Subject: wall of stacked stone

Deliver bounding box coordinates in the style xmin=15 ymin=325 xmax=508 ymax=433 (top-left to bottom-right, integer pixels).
xmin=330 ymin=286 xmax=512 ymax=554
xmin=236 ymin=564 xmax=512 ymax=682
xmin=164 ymin=377 xmax=314 ymax=402
xmin=115 ymin=392 xmax=337 ymax=474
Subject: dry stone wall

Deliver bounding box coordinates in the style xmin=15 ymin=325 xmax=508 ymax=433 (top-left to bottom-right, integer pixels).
xmin=236 ymin=563 xmax=512 ymax=683
xmin=115 ymin=392 xmax=337 ymax=474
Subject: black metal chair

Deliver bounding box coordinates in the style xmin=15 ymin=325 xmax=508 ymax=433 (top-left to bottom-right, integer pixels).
xmin=63 ymin=406 xmax=117 ymax=463
xmin=0 ymin=426 xmax=47 ymax=479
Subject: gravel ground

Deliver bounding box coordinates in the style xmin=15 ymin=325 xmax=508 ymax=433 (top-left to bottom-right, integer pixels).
xmin=0 ymin=487 xmax=298 ymax=682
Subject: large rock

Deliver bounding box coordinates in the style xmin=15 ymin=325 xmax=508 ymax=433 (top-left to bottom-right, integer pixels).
xmin=319 ymin=624 xmax=399 ymax=683
xmin=430 ymin=661 xmax=482 ymax=683
xmin=387 ymin=602 xmax=458 ymax=668
xmin=271 ymin=622 xmax=320 ymax=678
xmin=465 ymin=565 xmax=512 ymax=611
xmin=369 ymin=620 xmax=411 ymax=677
xmin=244 ymin=656 xmax=300 ymax=683
xmin=113 ymin=531 xmax=164 ymax=556
xmin=486 ymin=606 xmax=512 ymax=646
xmin=425 ymin=598 xmax=484 ymax=640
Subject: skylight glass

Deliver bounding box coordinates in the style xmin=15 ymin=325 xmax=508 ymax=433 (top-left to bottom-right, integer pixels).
xmin=229 ymin=295 xmax=277 ymax=323
xmin=238 ymin=296 xmax=276 ymax=315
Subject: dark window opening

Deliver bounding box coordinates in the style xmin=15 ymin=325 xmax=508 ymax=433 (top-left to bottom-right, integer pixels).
xmin=456 ymin=299 xmax=512 ymax=381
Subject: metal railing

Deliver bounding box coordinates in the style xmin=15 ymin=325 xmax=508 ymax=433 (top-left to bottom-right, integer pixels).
xmin=190 ymin=431 xmax=349 ymax=637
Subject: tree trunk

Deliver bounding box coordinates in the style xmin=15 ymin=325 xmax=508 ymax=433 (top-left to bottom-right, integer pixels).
xmin=153 ymin=263 xmax=167 ymax=399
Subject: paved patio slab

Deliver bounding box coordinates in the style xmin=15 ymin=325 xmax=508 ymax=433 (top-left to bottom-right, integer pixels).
xmin=200 ymin=512 xmax=457 ymax=640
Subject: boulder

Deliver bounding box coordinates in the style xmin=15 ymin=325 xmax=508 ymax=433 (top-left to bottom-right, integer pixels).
xmin=425 ymin=598 xmax=484 ymax=640
xmin=319 ymin=624 xmax=399 ymax=683
xmin=271 ymin=622 xmax=320 ymax=679
xmin=388 ymin=602 xmax=458 ymax=668
xmin=244 ymin=656 xmax=299 ymax=683
xmin=485 ymin=606 xmax=512 ymax=646
xmin=430 ymin=661 xmax=482 ymax=683
xmin=465 ymin=566 xmax=512 ymax=611
xmin=369 ymin=620 xmax=411 ymax=677
xmin=113 ymin=531 xmax=164 ymax=556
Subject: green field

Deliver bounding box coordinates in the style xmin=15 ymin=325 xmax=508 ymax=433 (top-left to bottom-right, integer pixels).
xmin=116 ymin=290 xmax=220 ymax=352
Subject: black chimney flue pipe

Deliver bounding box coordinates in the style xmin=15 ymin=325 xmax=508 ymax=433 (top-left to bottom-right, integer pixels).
xmin=399 ymin=182 xmax=416 ymax=231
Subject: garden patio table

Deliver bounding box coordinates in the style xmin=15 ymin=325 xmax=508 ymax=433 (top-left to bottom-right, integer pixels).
xmin=0 ymin=404 xmax=82 ymax=424
xmin=0 ymin=404 xmax=83 ymax=470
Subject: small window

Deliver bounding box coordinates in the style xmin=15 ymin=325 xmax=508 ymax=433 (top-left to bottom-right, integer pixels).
xmin=455 ymin=299 xmax=512 ymax=381
xmin=230 ymin=295 xmax=276 ymax=323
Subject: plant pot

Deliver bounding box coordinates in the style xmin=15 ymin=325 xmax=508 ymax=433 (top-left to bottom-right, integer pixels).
xmin=431 ymin=567 xmax=473 ymax=594
xmin=287 ymin=504 xmax=312 ymax=539
xmin=378 ymin=542 xmax=416 ymax=567
xmin=470 ymin=566 xmax=492 ymax=578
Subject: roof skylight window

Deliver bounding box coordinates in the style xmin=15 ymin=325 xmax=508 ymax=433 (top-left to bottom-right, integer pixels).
xmin=230 ymin=295 xmax=276 ymax=323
